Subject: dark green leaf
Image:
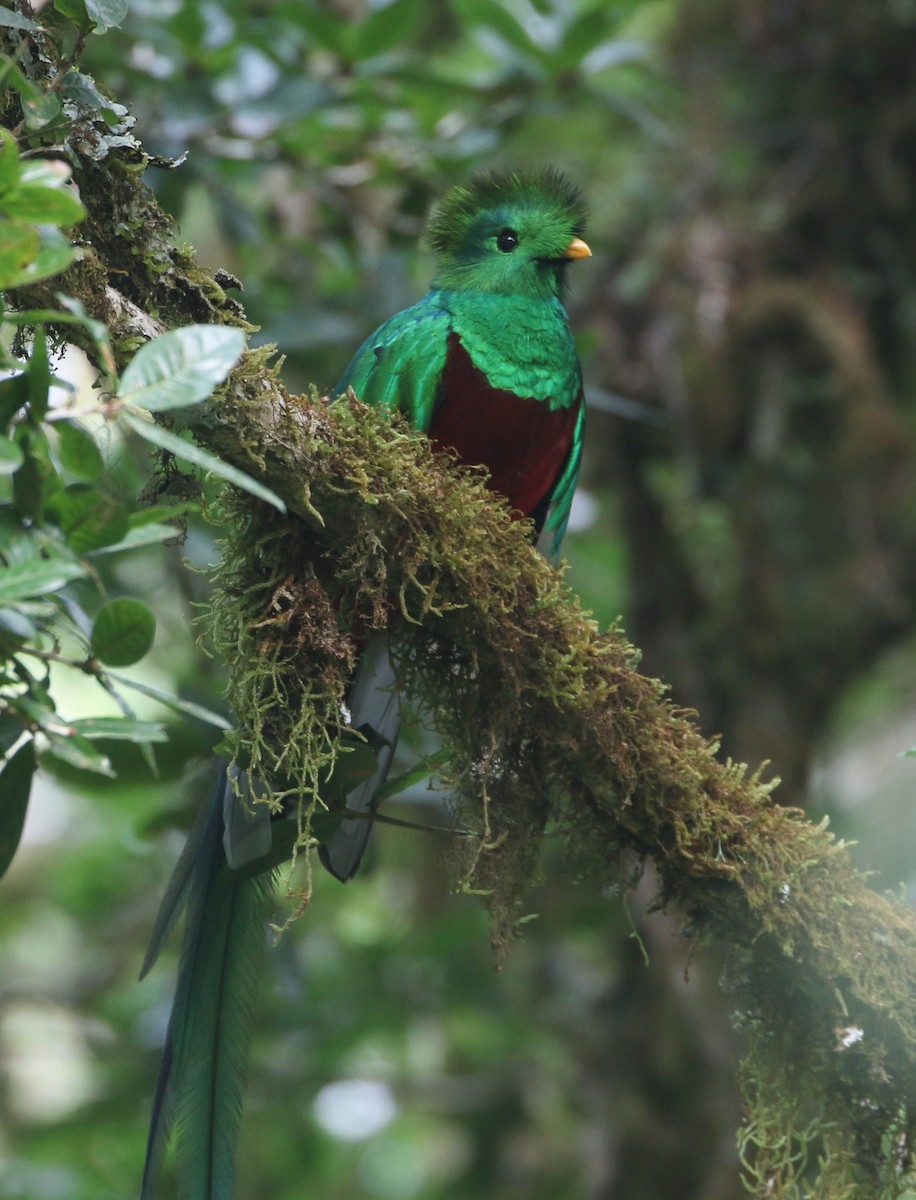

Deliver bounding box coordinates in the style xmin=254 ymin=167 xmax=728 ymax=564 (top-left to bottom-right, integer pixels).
xmin=0 ymin=372 xmax=28 ymax=428
xmin=289 ymin=6 xmax=346 ymax=54
xmin=0 ymin=557 xmax=85 ymax=603
xmin=54 ymin=0 xmax=90 ymax=24
xmin=46 ymin=483 xmax=129 ymax=553
xmin=60 ymin=70 xmax=108 ymax=111
xmin=0 ymin=739 xmax=35 ymax=882
xmin=0 ymin=184 xmax=85 ymax=225
xmin=321 ymin=740 xmax=380 ymax=806
xmin=356 ymin=0 xmax=424 ymax=59
xmin=0 ymin=127 xmax=21 ymax=192
xmin=11 ymin=431 xmax=59 ymax=522
xmin=90 ymin=597 xmax=156 ymax=666
xmin=121 ymin=411 xmax=287 ymax=512
xmin=55 ymin=418 xmax=104 ymax=480
xmin=27 ymin=325 xmax=50 ymax=419
xmin=10 ymin=455 xmax=42 ymax=519
xmin=117 ymin=325 xmax=246 ymax=411
xmin=0 ymin=223 xmax=39 ymax=289
xmin=0 ymin=434 xmax=23 ymax=474
xmin=561 ymin=16 xmax=623 ymax=68
xmin=0 ymin=714 xmax=22 ymax=757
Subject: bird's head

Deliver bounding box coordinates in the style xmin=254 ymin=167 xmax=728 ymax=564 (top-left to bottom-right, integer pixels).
xmin=427 ymin=168 xmax=590 ymax=300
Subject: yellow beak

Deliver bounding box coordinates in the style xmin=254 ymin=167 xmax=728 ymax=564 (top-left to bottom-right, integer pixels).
xmin=564 ymin=236 xmax=592 ymax=260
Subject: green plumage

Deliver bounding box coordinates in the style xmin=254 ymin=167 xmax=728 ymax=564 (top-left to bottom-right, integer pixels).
xmin=142 ymin=167 xmax=590 ymax=1199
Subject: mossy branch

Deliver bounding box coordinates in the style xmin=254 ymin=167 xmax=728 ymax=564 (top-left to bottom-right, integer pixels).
xmin=6 ymin=17 xmax=916 ymax=1196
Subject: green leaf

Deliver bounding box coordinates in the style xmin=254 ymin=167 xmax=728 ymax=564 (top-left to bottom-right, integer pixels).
xmin=374 ymin=749 xmax=452 ymax=801
xmin=0 ymin=184 xmax=85 ymax=225
xmin=0 ymin=223 xmax=39 ymax=289
xmin=106 ymin=671 xmax=231 ymax=729
xmin=22 ymin=92 xmax=63 ymax=131
xmin=0 ymin=558 xmax=86 ymax=603
xmin=13 ymin=693 xmax=71 ymax=735
xmin=121 ymin=411 xmax=287 ymax=512
xmin=91 ymin=597 xmax=156 ymax=666
xmin=129 ymin=501 xmax=196 ymax=527
xmin=0 ymin=607 xmax=37 ymax=641
xmin=55 ymin=418 xmax=104 ymax=480
xmin=0 ymin=371 xmax=28 ymax=428
xmin=117 ymin=325 xmax=246 ymax=411
xmin=88 ymin=521 xmax=179 ymax=555
xmin=3 ymin=227 xmax=78 ymax=288
xmin=85 ymin=0 xmax=128 ymax=30
xmin=0 ymin=376 xmax=28 ymax=434
xmin=453 ymin=0 xmax=538 ymax=55
xmin=355 ymin=0 xmax=423 ymax=59
xmin=0 ymin=10 xmax=41 ymax=30
xmin=19 ymin=160 xmax=75 ymax=188
xmin=54 ymin=0 xmax=90 ymax=24
xmin=289 ymin=6 xmax=346 ymax=54
xmin=0 ymin=434 xmax=23 ymax=474
xmin=69 ymin=716 xmax=169 ymax=743
xmin=561 ymin=16 xmax=625 ymax=69
xmin=0 ymin=739 xmax=35 ymax=882
xmin=0 ymin=509 xmax=43 ymax=565
xmin=0 ymin=713 xmax=23 ymax=756
xmin=321 ymin=740 xmax=380 ymax=806
xmin=0 ymin=127 xmax=21 ymax=192
xmin=42 ymin=729 xmax=115 ymax=777
xmin=46 ymin=483 xmax=130 ymax=553
xmin=27 ymin=324 xmax=50 ymax=419
xmin=11 ymin=432 xmax=56 ymax=521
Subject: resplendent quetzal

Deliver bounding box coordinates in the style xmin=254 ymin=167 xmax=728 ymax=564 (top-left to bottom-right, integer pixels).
xmin=140 ymin=168 xmax=590 ymax=1199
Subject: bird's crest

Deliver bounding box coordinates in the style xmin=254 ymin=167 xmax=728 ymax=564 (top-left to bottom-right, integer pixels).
xmin=426 ymin=167 xmax=587 ymax=257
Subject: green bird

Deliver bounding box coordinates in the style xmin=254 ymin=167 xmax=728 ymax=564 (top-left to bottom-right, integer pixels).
xmin=141 ymin=168 xmax=590 ymax=1199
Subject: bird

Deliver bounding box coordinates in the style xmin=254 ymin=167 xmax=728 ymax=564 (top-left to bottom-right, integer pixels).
xmin=140 ymin=167 xmax=590 ymax=1199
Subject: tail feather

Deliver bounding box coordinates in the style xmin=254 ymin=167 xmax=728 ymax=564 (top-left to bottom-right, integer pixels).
xmin=319 ymin=634 xmax=402 ymax=881
xmin=142 ymin=767 xmax=276 ymax=1200
xmin=221 ymin=767 xmax=273 ymax=872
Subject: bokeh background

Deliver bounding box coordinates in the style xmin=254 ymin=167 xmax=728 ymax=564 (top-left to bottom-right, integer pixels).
xmin=4 ymin=1 xmax=916 ymax=1197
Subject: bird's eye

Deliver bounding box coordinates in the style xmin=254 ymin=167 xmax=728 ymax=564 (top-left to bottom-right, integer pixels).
xmin=496 ymin=228 xmax=519 ymax=253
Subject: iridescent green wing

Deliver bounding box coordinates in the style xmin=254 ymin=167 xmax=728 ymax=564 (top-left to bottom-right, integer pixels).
xmin=333 ymin=291 xmax=451 ymax=432
xmin=538 ymin=387 xmax=585 ymax=561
